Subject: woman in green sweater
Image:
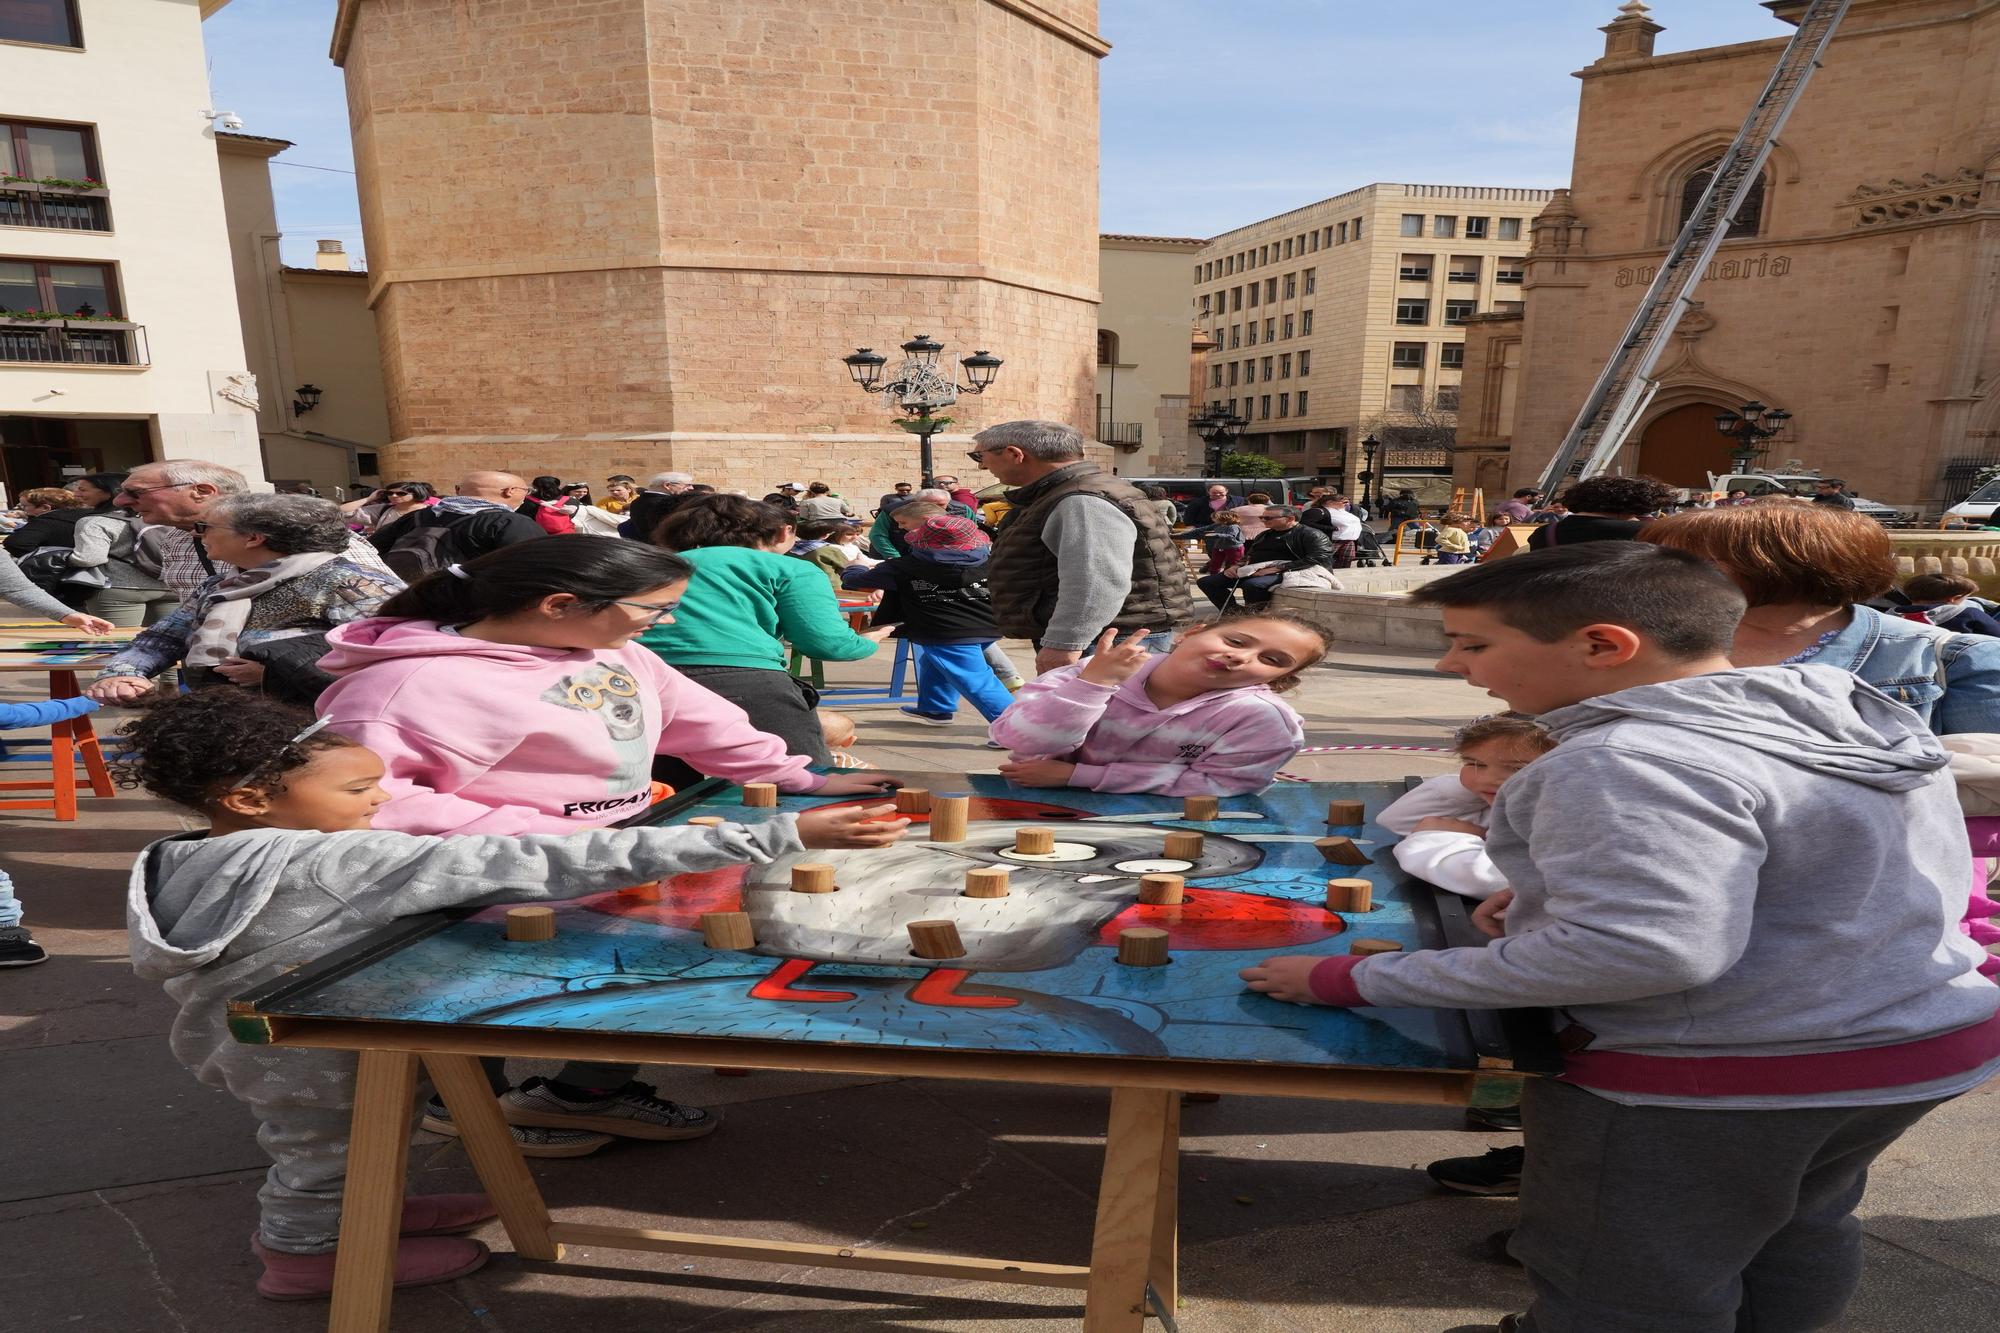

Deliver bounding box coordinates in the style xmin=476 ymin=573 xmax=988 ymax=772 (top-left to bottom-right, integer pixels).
xmin=645 ymin=495 xmax=887 ymax=780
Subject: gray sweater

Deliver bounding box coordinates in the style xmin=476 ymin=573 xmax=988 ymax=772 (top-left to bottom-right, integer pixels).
xmin=1354 ymin=666 xmax=2000 ymax=1107
xmin=128 ymin=818 xmax=801 ymax=1104
xmin=0 ymin=547 xmax=79 ymax=622
xmin=1040 ymin=494 xmax=1138 ymax=651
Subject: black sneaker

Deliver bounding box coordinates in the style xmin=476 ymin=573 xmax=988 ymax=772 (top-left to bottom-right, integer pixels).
xmin=501 ymin=1077 xmax=721 ymax=1142
xmin=420 ymin=1094 xmax=614 ymax=1158
xmin=1465 ymin=1102 xmax=1523 ymax=1131
xmin=0 ymin=927 xmax=47 ymax=968
xmin=1427 ymin=1144 xmax=1524 ymax=1196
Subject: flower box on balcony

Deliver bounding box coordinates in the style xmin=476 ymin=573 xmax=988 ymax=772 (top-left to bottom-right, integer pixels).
xmin=0 ymin=314 xmax=135 ymax=330
xmin=0 ymin=176 xmax=109 ymax=198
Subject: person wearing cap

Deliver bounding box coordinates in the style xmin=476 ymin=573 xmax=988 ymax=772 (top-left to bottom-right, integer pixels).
xmin=841 ymin=514 xmax=1016 ymax=726
xmin=763 ymin=481 xmax=804 ymax=519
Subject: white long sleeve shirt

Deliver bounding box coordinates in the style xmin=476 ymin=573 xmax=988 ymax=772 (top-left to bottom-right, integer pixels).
xmin=1377 ymin=773 xmax=1508 ymax=900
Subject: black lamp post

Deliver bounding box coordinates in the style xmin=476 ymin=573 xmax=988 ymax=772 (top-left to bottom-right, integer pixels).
xmin=841 ymin=335 xmax=1003 ymax=484
xmin=292 ymin=383 xmax=323 ymax=416
xmin=1358 ymin=434 xmax=1383 ymax=515
xmin=1713 ymin=400 xmax=1790 ymax=468
xmin=1190 ymin=401 xmax=1247 ymax=477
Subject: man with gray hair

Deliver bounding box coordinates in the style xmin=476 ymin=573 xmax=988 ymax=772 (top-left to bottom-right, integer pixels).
xmin=973 ymin=420 xmax=1191 ymax=674
xmin=621 ymin=471 xmax=698 ymax=539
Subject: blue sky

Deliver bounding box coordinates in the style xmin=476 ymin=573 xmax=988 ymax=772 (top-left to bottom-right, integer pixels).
xmin=202 ymin=1 xmax=1790 ymax=266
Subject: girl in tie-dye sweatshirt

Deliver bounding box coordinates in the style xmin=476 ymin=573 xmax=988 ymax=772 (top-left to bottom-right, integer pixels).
xmin=989 ymin=614 xmax=1327 ymax=796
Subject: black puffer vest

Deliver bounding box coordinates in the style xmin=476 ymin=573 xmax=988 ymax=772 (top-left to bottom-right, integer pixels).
xmin=988 ymin=462 xmax=1194 ymax=642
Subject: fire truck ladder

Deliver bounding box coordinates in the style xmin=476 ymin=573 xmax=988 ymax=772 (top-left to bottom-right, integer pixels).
xmin=1535 ymin=0 xmax=1853 ymax=493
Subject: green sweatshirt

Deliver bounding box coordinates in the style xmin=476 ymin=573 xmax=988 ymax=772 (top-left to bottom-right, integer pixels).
xmin=641 ymin=544 xmax=877 ymax=671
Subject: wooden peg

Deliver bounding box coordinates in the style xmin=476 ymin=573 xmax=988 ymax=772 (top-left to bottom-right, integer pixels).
xmin=1138 ymin=873 xmax=1185 ymax=905
xmin=1117 ymin=927 xmax=1170 ymax=967
xmin=790 ymin=863 xmax=837 ymax=894
xmin=963 ymin=867 xmax=1010 ymax=898
xmin=1326 ymin=878 xmax=1373 ymax=913
xmin=1316 ymin=836 xmax=1370 ymax=866
xmin=1182 ymin=794 xmax=1220 ymax=821
xmin=1163 ymin=830 xmax=1204 ymax=859
xmin=1015 ymin=827 xmax=1055 ymax=854
xmin=504 ymin=906 xmax=556 ymax=942
xmin=687 ymin=815 xmax=725 ymax=828
xmin=908 ymin=919 xmax=966 ymax=959
xmin=699 ymin=911 xmax=755 ymax=950
xmin=1349 ymin=937 xmax=1403 ymax=957
xmin=1326 ymin=799 xmax=1366 ymax=826
xmin=894 ymin=787 xmax=932 ymax=815
xmin=929 ymin=795 xmax=969 ymax=842
xmin=741 ymin=782 xmax=778 ymax=808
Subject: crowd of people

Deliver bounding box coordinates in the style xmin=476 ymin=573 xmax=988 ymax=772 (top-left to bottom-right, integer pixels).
xmin=3 ymin=437 xmax=1997 ymax=1331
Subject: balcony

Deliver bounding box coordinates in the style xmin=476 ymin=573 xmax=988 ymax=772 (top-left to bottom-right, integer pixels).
xmin=0 ymin=316 xmax=147 ymax=366
xmin=0 ymin=180 xmax=111 ymax=232
xmin=1097 ymin=418 xmax=1143 ymax=448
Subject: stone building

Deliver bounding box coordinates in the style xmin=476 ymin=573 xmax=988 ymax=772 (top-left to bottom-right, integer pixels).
xmin=1194 ymin=183 xmax=1554 ymax=497
xmin=329 ymin=0 xmax=1108 ymax=496
xmin=1454 ymin=0 xmax=2000 ymax=513
xmin=1096 ymin=233 xmax=1207 ymax=476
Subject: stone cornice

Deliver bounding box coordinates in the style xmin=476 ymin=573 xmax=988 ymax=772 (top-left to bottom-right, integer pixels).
xmin=1577 ymin=0 xmax=2000 ymax=81
xmin=333 ymin=0 xmax=1109 ymax=65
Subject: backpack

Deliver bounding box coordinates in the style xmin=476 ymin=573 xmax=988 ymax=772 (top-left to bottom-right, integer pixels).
xmin=380 ymin=509 xmax=467 ymax=581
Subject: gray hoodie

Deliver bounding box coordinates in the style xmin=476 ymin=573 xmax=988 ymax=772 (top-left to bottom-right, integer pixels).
xmin=1353 ymin=665 xmax=1999 ymax=1107
xmin=128 ymin=818 xmax=800 ymax=1106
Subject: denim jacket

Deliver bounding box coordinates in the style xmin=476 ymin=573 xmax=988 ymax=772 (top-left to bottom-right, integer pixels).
xmin=1811 ymin=604 xmax=2000 ymax=735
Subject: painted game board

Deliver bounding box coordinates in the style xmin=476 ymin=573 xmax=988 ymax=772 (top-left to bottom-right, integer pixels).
xmin=234 ymin=776 xmax=1541 ymax=1075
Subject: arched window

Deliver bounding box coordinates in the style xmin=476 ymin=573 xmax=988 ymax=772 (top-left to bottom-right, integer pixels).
xmin=1677 ymin=157 xmax=1765 ymax=239
xmin=1097 ymin=330 xmax=1120 ymax=366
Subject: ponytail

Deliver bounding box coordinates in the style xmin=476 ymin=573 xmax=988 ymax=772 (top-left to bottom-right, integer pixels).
xmin=376 ymin=535 xmax=690 ymax=622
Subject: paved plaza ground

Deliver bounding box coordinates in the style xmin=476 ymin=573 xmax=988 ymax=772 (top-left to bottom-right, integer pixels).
xmin=4 ymin=638 xmax=1996 ymax=1332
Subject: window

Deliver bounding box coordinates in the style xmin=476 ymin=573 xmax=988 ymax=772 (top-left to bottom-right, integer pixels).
xmin=1441 ymin=343 xmax=1465 ymax=370
xmin=1260 ymin=395 xmax=1272 ymax=420
xmin=1283 ymin=273 xmax=1296 ymax=300
xmin=1296 ymin=390 xmax=1308 ymax=414
xmin=1309 ymin=230 xmax=1319 ymax=252
xmin=0 ymin=119 xmax=108 ymax=231
xmin=1211 ymin=364 xmax=1223 ymax=388
xmin=1448 ymin=256 xmax=1480 ymax=282
xmin=1322 ymin=226 xmax=1333 ymax=246
xmin=1298 ymin=350 xmax=1311 ymax=376
xmin=1496 ymin=261 xmax=1525 ymax=285
xmin=1400 ymin=214 xmax=1424 ymax=237
xmin=1198 ymin=294 xmax=1211 ymax=317
xmin=1282 ymin=238 xmax=1292 ymax=259
xmin=1389 ymin=385 xmax=1424 ymax=412
xmin=1261 ymin=356 xmax=1273 ymax=380
xmin=1282 ymin=313 xmax=1294 ymax=339
xmin=1264 ymin=277 xmax=1277 ymax=302
xmin=1433 ymin=215 xmax=1456 ymax=239
xmin=1301 ymin=309 xmax=1313 ymax=335
xmin=0 ymin=0 xmax=80 ymax=47
xmin=1391 ymin=342 xmax=1425 ymax=368
xmin=1279 ymin=353 xmax=1292 ymax=378
xmin=1260 ymin=244 xmax=1270 ymax=264
xmin=1352 ymin=216 xmax=1363 ymax=239
xmin=1194 ymin=264 xmax=1203 ymax=285
xmin=1263 ymin=317 xmax=1274 ymax=341
xmin=1247 ymin=322 xmax=1258 ymax=346
xmin=1395 ymin=297 xmax=1429 ymax=325
xmin=1337 ymin=221 xmax=1348 ymax=243
xmin=1278 ymin=393 xmax=1290 ymax=418
xmin=1498 ymin=217 xmax=1522 ymax=241
xmin=0 ymin=257 xmax=117 ymax=315
xmin=1464 ymin=216 xmax=1489 ymax=239
xmin=1296 ymin=232 xmax=1306 ymax=253
xmin=1435 ymin=386 xmax=1461 ymax=411
xmin=1235 ymin=360 xmax=1246 ymax=384
xmin=1304 ymin=268 xmax=1317 ymax=295
xmin=1230 ymin=325 xmax=1240 ymax=348
xmin=1247 ymin=282 xmax=1259 ymax=308
xmin=1227 ymin=398 xmax=1237 ymax=416
xmin=1398 ymin=254 xmax=1432 ymax=281
xmin=1444 ymin=299 xmax=1476 ymax=325
xmin=1678 ymin=156 xmax=1765 ymax=238
xmin=1096 ymin=330 xmax=1119 ymax=365
xmin=1232 ymin=286 xmax=1243 ymax=311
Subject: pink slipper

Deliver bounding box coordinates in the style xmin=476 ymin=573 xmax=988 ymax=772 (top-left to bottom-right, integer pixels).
xmin=252 ymin=1235 xmax=489 ymax=1301
xmin=401 ymin=1193 xmax=497 ymax=1237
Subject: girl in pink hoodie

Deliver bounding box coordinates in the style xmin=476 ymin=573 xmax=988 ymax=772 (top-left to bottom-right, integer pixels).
xmin=315 ymin=537 xmax=901 ymax=1149
xmin=990 ymin=613 xmax=1328 ymax=796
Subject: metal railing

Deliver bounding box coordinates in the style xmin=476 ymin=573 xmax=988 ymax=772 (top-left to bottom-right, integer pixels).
xmin=1098 ymin=420 xmax=1143 ymax=446
xmin=0 ymin=187 xmax=110 ymax=231
xmin=0 ymin=321 xmax=148 ymax=366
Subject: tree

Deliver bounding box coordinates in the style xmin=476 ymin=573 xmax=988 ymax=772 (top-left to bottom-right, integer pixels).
xmin=1219 ymin=451 xmax=1285 ymax=478
xmin=1361 ymin=393 xmax=1459 ymax=454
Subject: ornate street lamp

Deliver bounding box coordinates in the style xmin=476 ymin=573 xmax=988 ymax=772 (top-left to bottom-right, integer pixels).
xmin=292 ymin=383 xmax=323 ymax=416
xmin=840 ymin=334 xmax=1002 ymax=483
xmin=1189 ymin=401 xmax=1248 ymax=478
xmin=1358 ymin=434 xmax=1383 ymax=515
xmin=1713 ymin=400 xmax=1790 ymax=468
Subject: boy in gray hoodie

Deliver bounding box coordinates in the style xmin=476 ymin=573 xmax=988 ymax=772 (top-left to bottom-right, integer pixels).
xmin=121 ymin=691 xmax=909 ymax=1301
xmin=1242 ymin=542 xmax=2000 ymax=1333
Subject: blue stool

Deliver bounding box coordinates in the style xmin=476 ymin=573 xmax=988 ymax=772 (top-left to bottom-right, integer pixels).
xmin=791 ymin=637 xmax=921 ymax=708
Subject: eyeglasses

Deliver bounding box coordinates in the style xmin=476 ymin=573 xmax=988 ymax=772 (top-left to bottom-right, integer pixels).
xmin=612 ymin=600 xmax=679 ymax=625
xmin=964 ymin=447 xmax=1009 ymax=463
xmin=115 ymin=481 xmax=196 ymax=500
xmin=188 ymin=521 xmax=231 ymax=536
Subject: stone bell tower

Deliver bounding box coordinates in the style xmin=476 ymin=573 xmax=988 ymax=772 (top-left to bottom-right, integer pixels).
xmin=329 ymin=0 xmax=1107 ymax=491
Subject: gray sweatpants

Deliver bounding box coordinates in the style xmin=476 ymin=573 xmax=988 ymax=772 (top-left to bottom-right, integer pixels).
xmin=1514 ymin=1078 xmax=1948 ymax=1333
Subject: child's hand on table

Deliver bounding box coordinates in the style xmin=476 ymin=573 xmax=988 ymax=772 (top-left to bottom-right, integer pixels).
xmin=795 ymin=803 xmax=911 ymax=848
xmin=1471 ymin=888 xmax=1514 ymax=939
xmin=997 ymin=757 xmax=1076 ymax=787
xmin=1238 ymin=955 xmax=1331 ymax=1005
xmin=815 ymin=770 xmax=903 ymax=796
xmin=1076 ymin=627 xmax=1156 ymax=687
xmin=1411 ymin=816 xmax=1487 ymax=837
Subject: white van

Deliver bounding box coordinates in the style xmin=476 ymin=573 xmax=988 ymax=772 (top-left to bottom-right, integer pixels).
xmin=1944 ymin=478 xmax=2000 ymax=525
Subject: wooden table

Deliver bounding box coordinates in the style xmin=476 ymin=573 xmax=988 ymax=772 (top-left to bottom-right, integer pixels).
xmin=230 ymin=776 xmax=1558 ymax=1331
xmin=0 ymin=639 xmax=126 ymax=820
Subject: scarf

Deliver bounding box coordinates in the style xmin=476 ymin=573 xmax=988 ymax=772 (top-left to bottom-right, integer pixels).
xmin=184 ymin=551 xmax=339 ymax=669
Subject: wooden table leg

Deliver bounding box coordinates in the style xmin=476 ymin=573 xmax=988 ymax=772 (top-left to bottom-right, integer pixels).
xmin=1149 ymin=1092 xmax=1182 ymax=1318
xmin=1083 ymin=1087 xmax=1179 ymax=1332
xmin=52 ymin=670 xmax=115 ymax=798
xmin=329 ymin=1050 xmax=420 ymax=1333
xmin=424 ymin=1053 xmax=562 ymax=1262
xmin=46 ymin=711 xmax=77 ymax=822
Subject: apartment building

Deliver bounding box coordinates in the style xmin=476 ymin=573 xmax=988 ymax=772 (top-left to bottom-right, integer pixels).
xmin=1097 ymin=234 xmax=1209 ymax=476
xmin=1194 ymin=182 xmax=1554 ymax=495
xmin=0 ymin=0 xmax=262 ymax=498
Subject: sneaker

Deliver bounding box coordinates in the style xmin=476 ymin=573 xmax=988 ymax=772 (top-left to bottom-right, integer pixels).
xmin=898 ymin=707 xmax=957 ymax=726
xmin=400 ymin=1193 xmax=497 ymax=1238
xmin=1465 ymin=1102 xmax=1523 ymax=1132
xmin=0 ymin=926 xmax=47 ymax=968
xmin=253 ymin=1234 xmax=488 ymax=1301
xmin=501 ymin=1077 xmax=721 ymax=1142
xmin=1000 ymin=676 xmax=1026 ymax=692
xmin=421 ymin=1094 xmax=615 ymax=1157
xmin=1427 ymin=1144 xmax=1524 ymax=1196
